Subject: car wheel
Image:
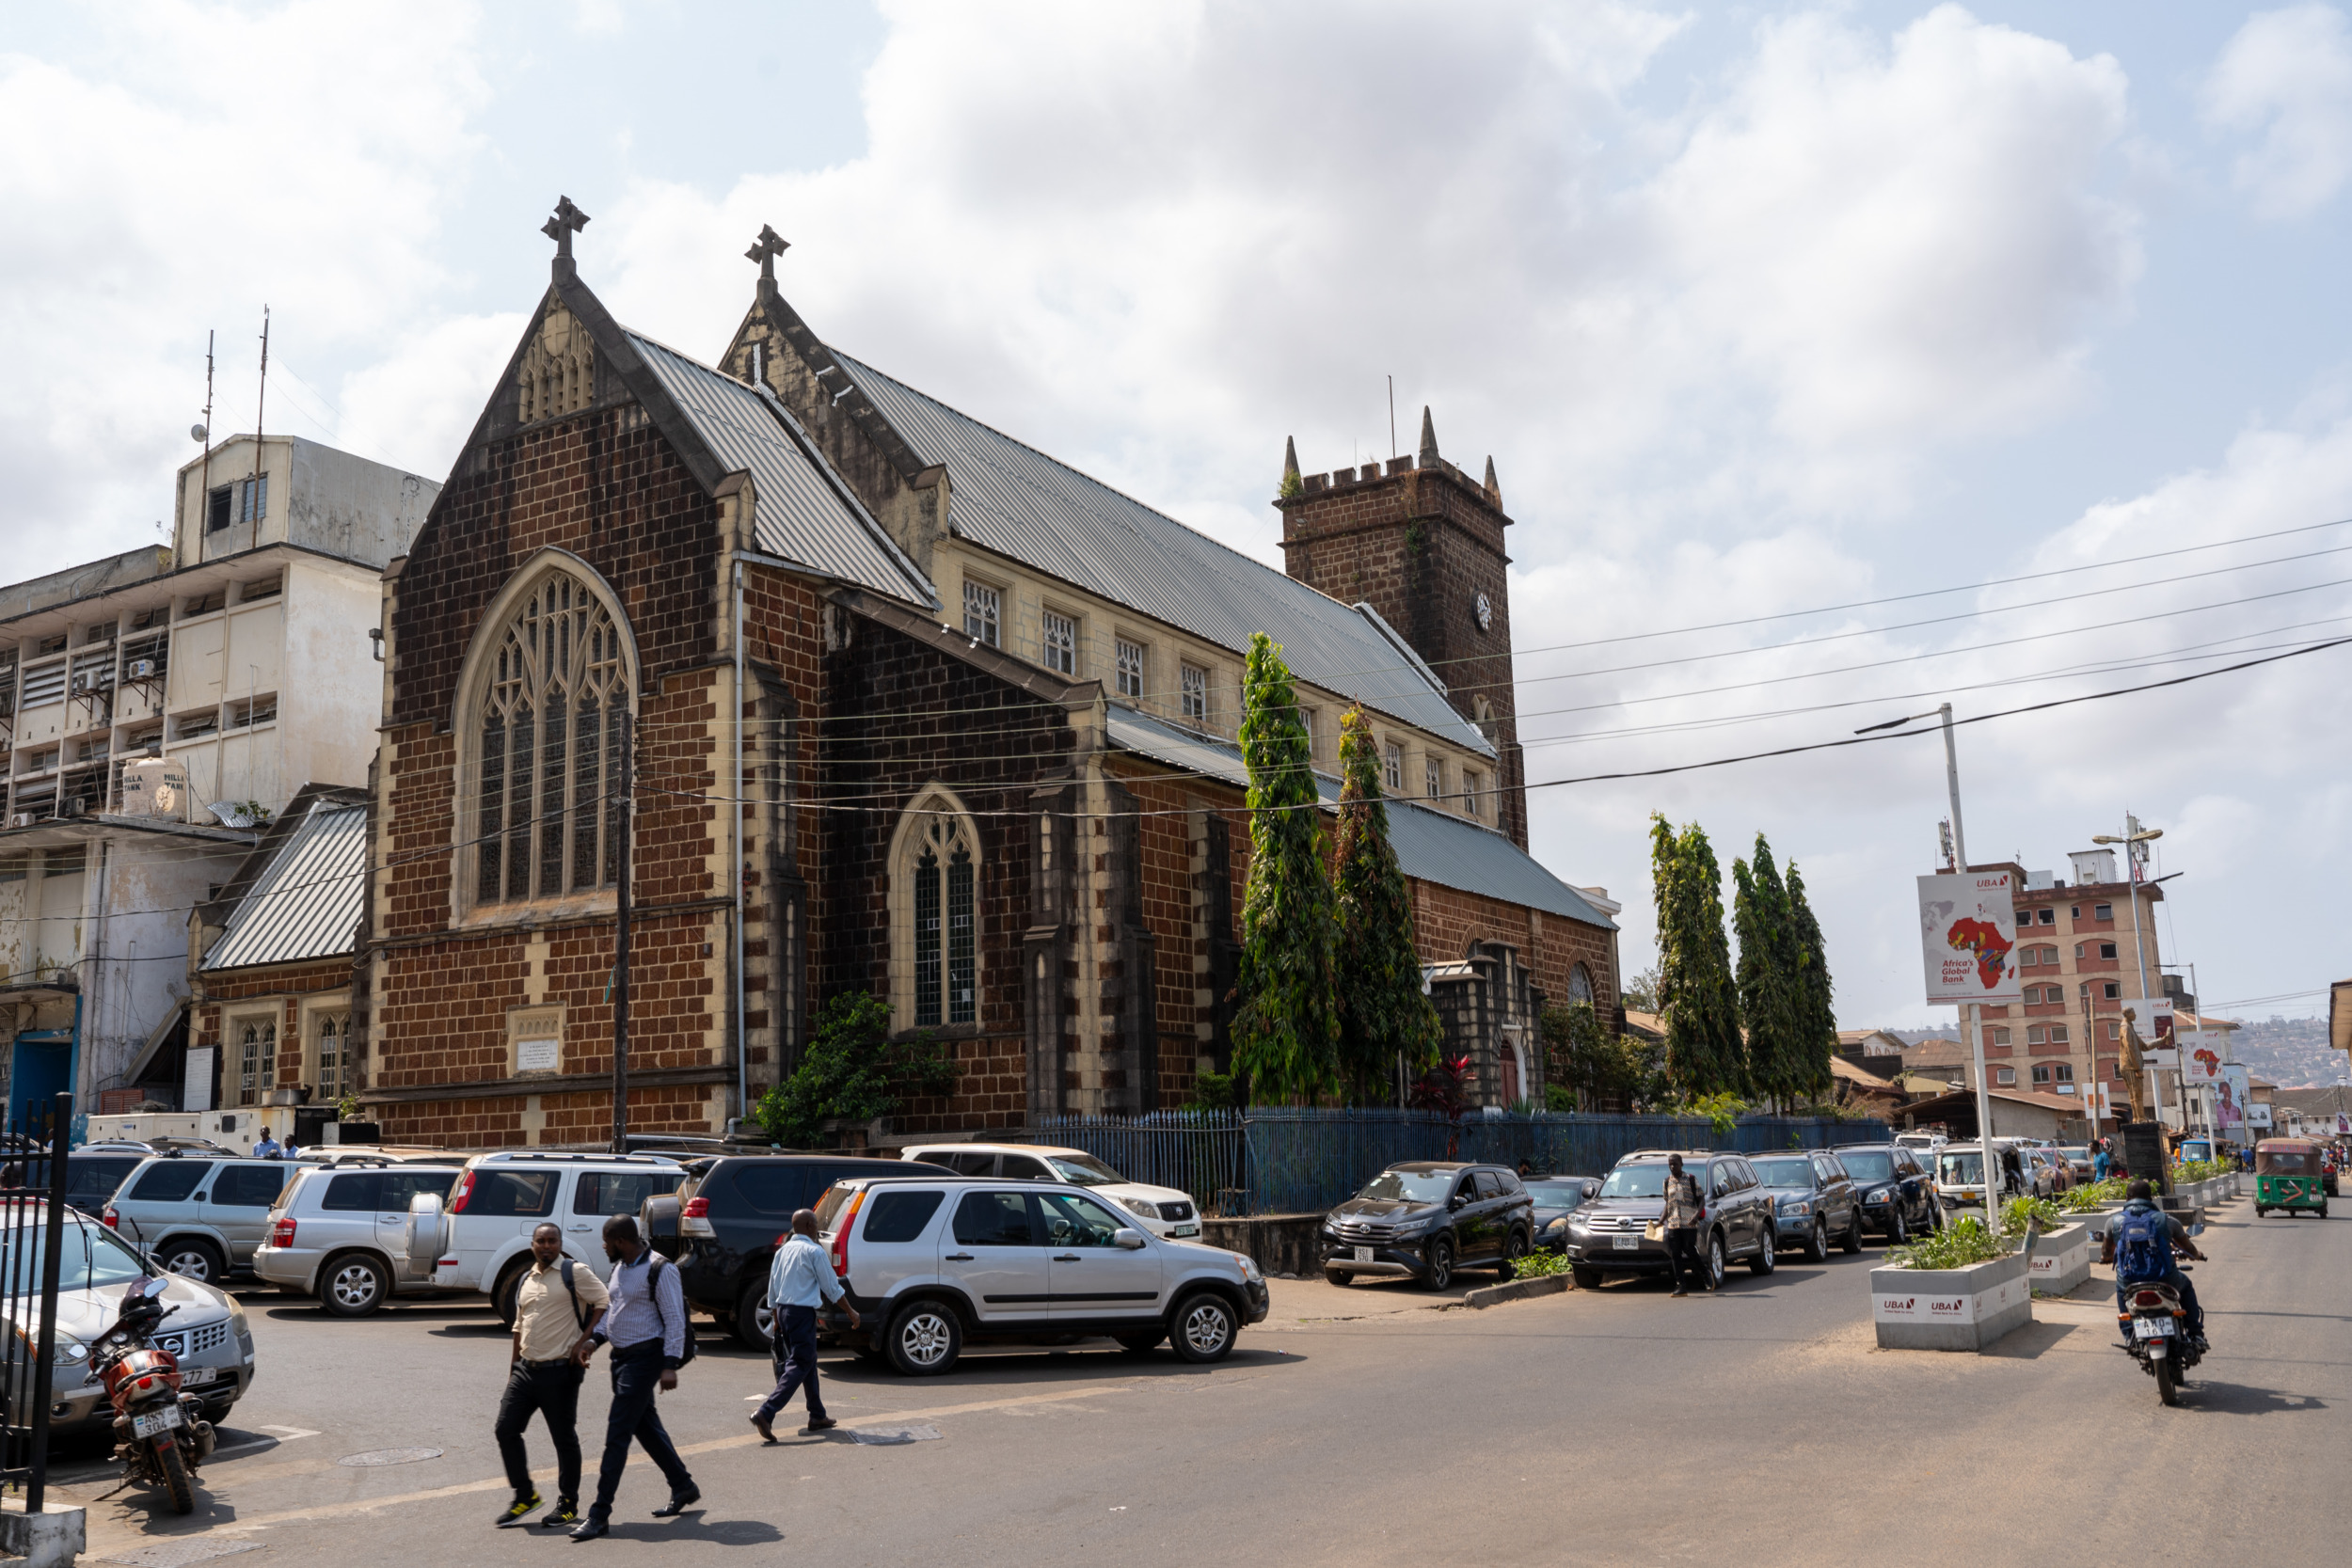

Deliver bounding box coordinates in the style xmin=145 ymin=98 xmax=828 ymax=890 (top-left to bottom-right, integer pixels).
xmin=1168 ymin=1291 xmax=1238 ymax=1364
xmin=1804 ymin=1220 xmax=1829 ymax=1262
xmin=1421 ymin=1235 xmax=1455 ymax=1291
xmin=160 ymin=1239 xmax=227 ymax=1285
xmin=1115 ymin=1330 xmax=1166 ymax=1356
xmin=1887 ymin=1210 xmax=1909 ymax=1247
xmin=1571 ymin=1265 xmax=1602 ymax=1291
xmin=734 ymin=1279 xmax=775 ymax=1352
xmin=320 ymin=1252 xmax=390 ymax=1318
xmin=1749 ymin=1226 xmax=1776 ymax=1276
xmin=1322 ymin=1268 xmax=1355 ymax=1287
xmin=884 ymin=1300 xmax=961 ymax=1376
xmin=1705 ymin=1232 xmax=1726 ymax=1290
xmin=1841 ymin=1213 xmax=1864 ymax=1255
xmin=1496 ymin=1228 xmax=1529 ymax=1280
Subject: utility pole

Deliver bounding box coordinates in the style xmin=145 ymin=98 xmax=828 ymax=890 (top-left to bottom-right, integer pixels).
xmin=2095 ymin=816 xmax=2163 ymax=1133
xmin=611 ymin=712 xmax=634 ymax=1156
xmin=1937 ymin=703 xmax=2001 ymax=1190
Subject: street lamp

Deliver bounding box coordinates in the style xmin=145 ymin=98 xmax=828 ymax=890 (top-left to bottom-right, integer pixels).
xmin=2092 ymin=821 xmax=2164 ymax=1132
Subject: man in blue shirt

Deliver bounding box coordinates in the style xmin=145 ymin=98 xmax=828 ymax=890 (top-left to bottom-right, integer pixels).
xmin=752 ymin=1209 xmax=860 ymax=1442
xmin=571 ymin=1215 xmax=697 ymax=1541
xmin=2092 ymin=1142 xmax=2111 ymax=1182
xmin=251 ymin=1131 xmax=280 ymax=1161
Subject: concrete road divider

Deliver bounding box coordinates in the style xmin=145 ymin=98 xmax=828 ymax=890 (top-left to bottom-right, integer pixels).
xmin=1462 ymin=1274 xmax=1572 ymax=1309
xmin=1870 ymin=1251 xmax=2030 ymax=1352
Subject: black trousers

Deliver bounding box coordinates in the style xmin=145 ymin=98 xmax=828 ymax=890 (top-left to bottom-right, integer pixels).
xmin=496 ymin=1359 xmax=586 ymax=1500
xmin=588 ymin=1341 xmax=693 ymax=1522
xmin=1665 ymin=1227 xmax=1707 ymax=1291
xmin=755 ymin=1305 xmax=825 ymax=1424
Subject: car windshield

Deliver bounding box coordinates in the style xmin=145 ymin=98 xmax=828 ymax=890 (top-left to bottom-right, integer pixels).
xmin=1839 ymin=1152 xmax=1896 ymax=1183
xmin=0 ymin=1218 xmax=152 ymax=1295
xmin=1938 ymin=1151 xmax=1984 ymax=1184
xmin=1750 ymin=1159 xmax=1814 ymax=1189
xmin=1357 ymin=1170 xmax=1455 ymax=1203
xmin=1524 ymin=1181 xmax=1588 ymax=1206
xmin=1043 ymin=1154 xmax=1123 ymax=1187
xmin=1597 ymin=1165 xmax=1669 ymax=1198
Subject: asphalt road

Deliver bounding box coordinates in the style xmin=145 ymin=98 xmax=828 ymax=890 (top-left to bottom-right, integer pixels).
xmin=58 ymin=1197 xmax=2348 ymax=1567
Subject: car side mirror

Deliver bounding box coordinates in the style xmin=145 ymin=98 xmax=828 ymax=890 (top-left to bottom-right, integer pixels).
xmin=1113 ymin=1227 xmax=1147 ymax=1250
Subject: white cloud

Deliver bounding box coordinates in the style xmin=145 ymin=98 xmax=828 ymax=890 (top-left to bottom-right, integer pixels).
xmin=0 ymin=1 xmax=485 ymax=577
xmin=2202 ymin=4 xmax=2352 ymax=220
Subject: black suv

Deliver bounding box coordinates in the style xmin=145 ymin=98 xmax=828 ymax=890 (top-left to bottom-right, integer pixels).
xmin=645 ymin=1153 xmax=953 ymax=1348
xmin=1319 ymin=1162 xmax=1535 ymax=1291
xmin=1560 ymin=1150 xmax=1775 ymax=1291
xmin=1747 ymin=1149 xmax=1863 ymax=1259
xmin=1832 ymin=1143 xmax=1941 ymax=1243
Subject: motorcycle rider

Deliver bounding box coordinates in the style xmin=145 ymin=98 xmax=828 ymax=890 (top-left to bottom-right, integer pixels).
xmin=2100 ymin=1179 xmax=2207 ymax=1351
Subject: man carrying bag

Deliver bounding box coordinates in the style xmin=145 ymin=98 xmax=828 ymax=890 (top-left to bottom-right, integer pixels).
xmin=1661 ymin=1153 xmax=1708 ymax=1297
xmin=495 ymin=1222 xmax=607 ymax=1529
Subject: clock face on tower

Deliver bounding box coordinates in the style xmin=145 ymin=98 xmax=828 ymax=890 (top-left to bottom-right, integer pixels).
xmin=1474 ymin=591 xmax=1493 ymax=632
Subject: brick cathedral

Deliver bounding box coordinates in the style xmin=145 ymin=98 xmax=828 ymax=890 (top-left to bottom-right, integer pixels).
xmin=355 ymin=206 xmax=1622 ymax=1146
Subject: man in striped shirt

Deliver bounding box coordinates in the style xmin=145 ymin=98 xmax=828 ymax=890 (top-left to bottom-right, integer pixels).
xmin=571 ymin=1215 xmax=697 ymax=1541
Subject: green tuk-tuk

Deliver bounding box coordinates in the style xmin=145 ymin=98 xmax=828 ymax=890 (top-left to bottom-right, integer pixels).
xmin=2254 ymin=1139 xmax=2328 ymax=1218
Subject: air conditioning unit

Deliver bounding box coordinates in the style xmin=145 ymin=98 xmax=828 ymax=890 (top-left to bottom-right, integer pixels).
xmin=8 ymin=813 xmax=37 ymax=829
xmin=71 ymin=673 xmax=91 ymax=693
xmin=59 ymin=798 xmax=87 ymax=818
xmin=128 ymin=659 xmax=156 ymax=680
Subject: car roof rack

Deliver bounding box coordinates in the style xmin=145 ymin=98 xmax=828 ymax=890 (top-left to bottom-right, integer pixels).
xmin=471 ymin=1149 xmax=683 ymax=1166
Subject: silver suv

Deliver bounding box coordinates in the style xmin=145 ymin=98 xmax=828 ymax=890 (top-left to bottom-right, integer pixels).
xmin=103 ymin=1156 xmax=298 ymax=1284
xmin=251 ymin=1161 xmax=465 ymax=1316
xmin=811 ymin=1175 xmax=1269 ymax=1377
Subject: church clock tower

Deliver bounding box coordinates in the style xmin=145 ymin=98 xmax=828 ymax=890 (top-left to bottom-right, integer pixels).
xmin=1276 ymin=408 xmax=1527 ymax=848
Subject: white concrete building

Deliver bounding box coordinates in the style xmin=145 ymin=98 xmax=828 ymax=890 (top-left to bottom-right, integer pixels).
xmin=0 ymin=435 xmax=435 ymax=1126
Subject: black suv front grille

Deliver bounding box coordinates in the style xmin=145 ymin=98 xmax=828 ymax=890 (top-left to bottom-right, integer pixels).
xmin=1157 ymin=1201 xmax=1195 ymax=1222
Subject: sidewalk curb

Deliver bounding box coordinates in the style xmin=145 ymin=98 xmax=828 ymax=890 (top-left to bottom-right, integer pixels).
xmin=1462 ymin=1274 xmax=1572 ymax=1309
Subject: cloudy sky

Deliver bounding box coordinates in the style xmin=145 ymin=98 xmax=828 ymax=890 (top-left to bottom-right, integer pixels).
xmin=7 ymin=1 xmax=2351 ymax=1031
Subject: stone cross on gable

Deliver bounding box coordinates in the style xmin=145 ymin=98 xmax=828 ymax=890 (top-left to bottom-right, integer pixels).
xmin=542 ymin=196 xmax=590 ymax=260
xmin=745 ymin=224 xmax=789 ymax=281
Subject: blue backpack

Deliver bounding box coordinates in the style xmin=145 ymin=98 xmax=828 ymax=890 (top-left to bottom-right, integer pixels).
xmin=2112 ymin=1203 xmax=2173 ymax=1283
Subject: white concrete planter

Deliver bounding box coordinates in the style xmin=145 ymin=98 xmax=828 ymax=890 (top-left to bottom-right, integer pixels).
xmin=1871 ymin=1250 xmax=2031 ymax=1352
xmin=2026 ymin=1222 xmax=2091 ymax=1296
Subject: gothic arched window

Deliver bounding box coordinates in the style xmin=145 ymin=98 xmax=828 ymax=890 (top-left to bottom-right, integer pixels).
xmin=890 ymin=788 xmax=979 ymax=1029
xmin=1567 ymin=962 xmax=1596 ymax=1006
xmin=470 ymin=566 xmax=634 ymax=906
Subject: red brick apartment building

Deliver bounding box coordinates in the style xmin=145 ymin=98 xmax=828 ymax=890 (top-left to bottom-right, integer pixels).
xmin=1967 ymin=847 xmax=2164 ymax=1119
xmin=350 ymin=212 xmax=1620 ymax=1147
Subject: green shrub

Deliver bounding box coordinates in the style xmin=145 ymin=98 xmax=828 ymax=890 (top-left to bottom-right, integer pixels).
xmin=752 ymin=991 xmax=958 ymax=1148
xmin=1511 ymin=1247 xmax=1568 ymax=1278
xmin=1999 ymin=1196 xmax=2063 ymax=1236
xmin=1887 ymin=1215 xmax=2010 ymax=1271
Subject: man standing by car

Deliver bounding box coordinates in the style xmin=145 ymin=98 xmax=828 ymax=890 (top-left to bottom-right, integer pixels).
xmin=751 ymin=1209 xmax=860 ymax=1442
xmin=496 ymin=1222 xmax=608 ymax=1529
xmin=1662 ymin=1153 xmax=1706 ymax=1297
xmin=251 ymin=1130 xmax=280 ymax=1160
xmin=573 ymin=1216 xmax=698 ymax=1541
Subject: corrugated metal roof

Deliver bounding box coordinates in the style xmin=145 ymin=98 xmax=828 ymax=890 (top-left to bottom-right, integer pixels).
xmin=834 ymin=352 xmax=1492 ymax=756
xmin=628 ymin=334 xmax=937 ymax=609
xmin=202 ymin=803 xmax=369 ymax=972
xmin=1102 ymin=704 xmax=1613 ymax=930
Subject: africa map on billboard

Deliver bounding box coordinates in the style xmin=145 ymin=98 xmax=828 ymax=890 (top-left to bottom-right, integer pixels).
xmin=1917 ymin=871 xmax=2022 ymax=1005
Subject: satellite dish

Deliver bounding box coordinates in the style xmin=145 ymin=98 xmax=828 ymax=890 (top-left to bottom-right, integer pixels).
xmin=191 ymin=423 xmax=209 ymax=442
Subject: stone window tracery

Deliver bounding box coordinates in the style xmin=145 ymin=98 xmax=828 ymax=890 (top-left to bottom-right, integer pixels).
xmin=891 ymin=787 xmax=980 ymax=1030
xmin=469 ymin=566 xmax=634 ymax=907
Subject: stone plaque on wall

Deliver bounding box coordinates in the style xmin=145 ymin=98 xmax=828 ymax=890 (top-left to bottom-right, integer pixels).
xmin=510 ymin=1006 xmax=564 ymax=1077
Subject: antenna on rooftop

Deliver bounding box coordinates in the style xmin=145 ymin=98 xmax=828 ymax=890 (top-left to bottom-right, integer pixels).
xmin=195 ymin=329 xmax=215 ymax=548
xmin=250 ymin=306 xmax=269 ymax=550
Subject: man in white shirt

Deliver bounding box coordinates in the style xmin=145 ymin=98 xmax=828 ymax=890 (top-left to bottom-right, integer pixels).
xmin=751 ymin=1209 xmax=860 ymax=1442
xmin=572 ymin=1215 xmax=697 ymax=1541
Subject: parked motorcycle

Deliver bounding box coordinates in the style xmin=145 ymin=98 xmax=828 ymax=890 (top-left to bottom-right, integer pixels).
xmin=90 ymin=1274 xmax=215 ymax=1513
xmin=2118 ymin=1263 xmax=2201 ymax=1407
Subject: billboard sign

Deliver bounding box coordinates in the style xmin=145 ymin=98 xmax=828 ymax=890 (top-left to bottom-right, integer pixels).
xmin=2246 ymin=1101 xmax=2274 ymax=1130
xmin=2217 ymin=1065 xmax=2249 ymax=1130
xmin=2125 ymin=998 xmax=2175 ymax=1067
xmin=1916 ymin=871 xmax=2021 ymax=1005
xmin=2178 ymin=1030 xmax=2227 ymax=1085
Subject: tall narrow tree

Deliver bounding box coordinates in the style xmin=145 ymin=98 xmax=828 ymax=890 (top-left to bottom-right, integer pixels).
xmin=1650 ymin=814 xmax=1743 ymax=1098
xmin=1732 ymin=835 xmax=1802 ymax=1107
xmin=1232 ymin=633 xmax=1341 ymax=1102
xmin=1786 ymin=862 xmax=1836 ymax=1101
xmin=1333 ymin=708 xmax=1440 ymax=1103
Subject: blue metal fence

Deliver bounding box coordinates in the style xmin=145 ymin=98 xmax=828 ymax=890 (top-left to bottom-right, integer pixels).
xmin=1025 ymin=1108 xmax=1887 ymax=1216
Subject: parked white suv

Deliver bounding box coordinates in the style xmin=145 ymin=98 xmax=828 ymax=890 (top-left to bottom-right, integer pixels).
xmin=428 ymin=1151 xmax=686 ymax=1323
xmin=898 ymin=1144 xmax=1202 ymax=1239
xmin=251 ymin=1160 xmax=465 ymax=1316
xmin=812 ymin=1174 xmax=1266 ymax=1376
xmin=103 ymin=1155 xmax=299 ymax=1284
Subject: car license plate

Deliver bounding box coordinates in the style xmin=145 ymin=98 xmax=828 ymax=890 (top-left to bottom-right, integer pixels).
xmin=180 ymin=1366 xmax=218 ymax=1387
xmin=1172 ymin=1224 xmax=1199 ymax=1238
xmin=1353 ymin=1246 xmax=1374 ymax=1262
xmin=2134 ymin=1318 xmax=2174 ymax=1339
xmin=1612 ymin=1233 xmax=1639 ymax=1250
xmin=131 ymin=1405 xmax=183 ymax=1438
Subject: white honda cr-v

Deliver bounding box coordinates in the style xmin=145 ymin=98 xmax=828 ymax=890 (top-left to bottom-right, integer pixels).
xmin=898 ymin=1144 xmax=1202 ymax=1239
